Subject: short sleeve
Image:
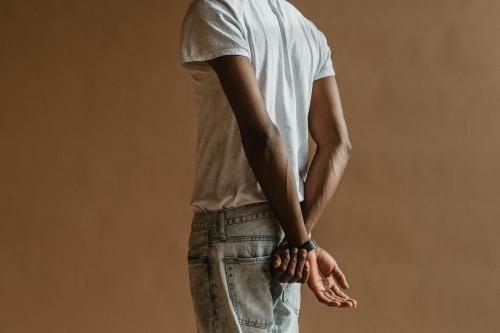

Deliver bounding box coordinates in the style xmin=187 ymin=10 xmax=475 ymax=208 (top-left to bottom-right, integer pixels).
xmin=179 ymin=0 xmax=251 ymax=71
xmin=313 ymin=30 xmax=336 ymax=81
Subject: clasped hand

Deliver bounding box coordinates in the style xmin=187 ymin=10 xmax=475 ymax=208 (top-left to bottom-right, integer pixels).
xmin=271 ymin=243 xmax=358 ymax=308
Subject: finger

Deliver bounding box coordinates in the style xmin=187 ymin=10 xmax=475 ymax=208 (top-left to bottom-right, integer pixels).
xmin=332 ymin=265 xmax=349 ymax=289
xmin=271 ymin=253 xmax=282 ymax=279
xmin=277 ymin=248 xmax=290 ymax=280
xmin=298 ymin=260 xmax=310 ymax=284
xmin=340 ymin=297 xmax=356 ymax=308
xmin=292 ymin=249 xmax=307 ymax=283
xmin=280 ymin=247 xmax=298 ymax=283
xmin=334 ymin=295 xmax=352 ymax=308
xmin=310 ymin=287 xmax=341 ymax=307
xmin=312 ymin=288 xmax=337 ymax=307
xmin=328 ymin=286 xmax=356 ymax=308
xmin=323 ymin=289 xmax=344 ymax=307
xmin=272 ymin=253 xmax=281 ymax=268
xmin=331 ymin=283 xmax=357 ymax=307
xmin=325 ymin=288 xmax=354 ymax=308
xmin=324 ymin=291 xmax=343 ymax=307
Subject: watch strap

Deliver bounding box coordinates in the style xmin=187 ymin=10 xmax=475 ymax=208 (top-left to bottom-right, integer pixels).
xmin=287 ymin=238 xmax=317 ymax=252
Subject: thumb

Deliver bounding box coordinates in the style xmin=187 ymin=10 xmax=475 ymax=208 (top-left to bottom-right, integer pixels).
xmin=332 ymin=266 xmax=349 ymax=289
xmin=272 ymin=254 xmax=281 ymax=268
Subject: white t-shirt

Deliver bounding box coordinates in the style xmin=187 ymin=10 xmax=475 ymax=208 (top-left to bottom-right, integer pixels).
xmin=179 ymin=0 xmax=336 ymax=212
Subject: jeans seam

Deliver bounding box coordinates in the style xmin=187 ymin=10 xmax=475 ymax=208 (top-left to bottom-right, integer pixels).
xmin=191 ymin=210 xmax=276 ymax=230
xmin=210 ymin=235 xmax=279 ymax=245
xmin=207 ymin=258 xmax=220 ymax=331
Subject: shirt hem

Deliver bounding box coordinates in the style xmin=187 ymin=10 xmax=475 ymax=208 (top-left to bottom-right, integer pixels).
xmin=180 ymin=47 xmax=251 ymax=70
xmin=314 ymin=68 xmax=336 ymax=81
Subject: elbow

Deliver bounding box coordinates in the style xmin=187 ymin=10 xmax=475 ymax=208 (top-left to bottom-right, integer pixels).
xmin=342 ymin=140 xmax=353 ymax=158
xmin=334 ymin=140 xmax=352 ymax=159
xmin=241 ymin=124 xmax=279 ymax=151
xmin=322 ymin=137 xmax=352 ymax=159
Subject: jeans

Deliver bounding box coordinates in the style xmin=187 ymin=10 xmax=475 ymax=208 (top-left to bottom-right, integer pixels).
xmin=187 ymin=201 xmax=302 ymax=332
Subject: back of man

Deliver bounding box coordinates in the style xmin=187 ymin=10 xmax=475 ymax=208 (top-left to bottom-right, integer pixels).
xmin=179 ymin=1 xmax=354 ymax=332
xmin=180 ymin=0 xmax=335 ymax=212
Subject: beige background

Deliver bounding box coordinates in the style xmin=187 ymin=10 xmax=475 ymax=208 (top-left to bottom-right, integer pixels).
xmin=1 ymin=0 xmax=499 ymax=332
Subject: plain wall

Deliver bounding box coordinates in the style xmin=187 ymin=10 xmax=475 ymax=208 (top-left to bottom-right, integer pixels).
xmin=1 ymin=0 xmax=499 ymax=332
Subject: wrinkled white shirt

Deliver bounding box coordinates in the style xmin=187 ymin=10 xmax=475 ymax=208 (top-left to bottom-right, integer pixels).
xmin=179 ymin=0 xmax=336 ymax=212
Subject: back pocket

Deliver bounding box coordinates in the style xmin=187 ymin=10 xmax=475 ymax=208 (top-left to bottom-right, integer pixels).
xmin=224 ymin=255 xmax=275 ymax=329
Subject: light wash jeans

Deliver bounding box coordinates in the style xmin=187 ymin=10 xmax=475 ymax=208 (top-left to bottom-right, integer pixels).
xmin=187 ymin=201 xmax=301 ymax=332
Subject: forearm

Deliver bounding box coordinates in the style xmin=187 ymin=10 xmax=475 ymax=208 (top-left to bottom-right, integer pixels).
xmin=301 ymin=142 xmax=351 ymax=234
xmin=242 ymin=126 xmax=309 ymax=246
xmin=206 ymin=55 xmax=309 ymax=246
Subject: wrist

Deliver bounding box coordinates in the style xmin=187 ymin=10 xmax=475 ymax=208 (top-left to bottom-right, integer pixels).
xmin=281 ymin=232 xmax=313 ymax=244
xmin=287 ymin=238 xmax=317 ymax=252
xmin=303 ymin=219 xmax=312 ymax=235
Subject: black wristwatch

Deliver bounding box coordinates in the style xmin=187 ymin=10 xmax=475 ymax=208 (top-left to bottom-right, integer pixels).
xmin=288 ymin=238 xmax=317 ymax=252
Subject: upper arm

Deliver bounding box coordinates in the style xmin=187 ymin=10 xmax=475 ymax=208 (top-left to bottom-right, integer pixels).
xmin=208 ymin=55 xmax=276 ymax=144
xmin=308 ymin=25 xmax=349 ymax=150
xmin=179 ymin=1 xmax=274 ymax=142
xmin=308 ymin=76 xmax=351 ymax=150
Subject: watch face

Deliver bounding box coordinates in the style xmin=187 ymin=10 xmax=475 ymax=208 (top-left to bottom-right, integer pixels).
xmin=307 ymin=239 xmax=317 ymax=251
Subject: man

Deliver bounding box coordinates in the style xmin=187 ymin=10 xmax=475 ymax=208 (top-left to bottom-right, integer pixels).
xmin=179 ymin=0 xmax=357 ymax=331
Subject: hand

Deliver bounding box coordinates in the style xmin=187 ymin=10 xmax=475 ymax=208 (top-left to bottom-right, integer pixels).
xmin=306 ymin=246 xmax=358 ymax=308
xmin=270 ymin=243 xmax=310 ymax=283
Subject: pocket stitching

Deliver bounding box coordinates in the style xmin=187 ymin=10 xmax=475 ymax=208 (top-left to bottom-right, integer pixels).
xmin=225 ymin=255 xmax=273 ymax=264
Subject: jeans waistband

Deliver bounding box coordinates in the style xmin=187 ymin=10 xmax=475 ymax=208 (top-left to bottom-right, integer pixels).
xmin=191 ymin=201 xmax=276 ymax=230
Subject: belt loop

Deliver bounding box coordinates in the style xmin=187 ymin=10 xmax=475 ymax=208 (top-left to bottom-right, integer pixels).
xmin=216 ymin=208 xmax=226 ymax=239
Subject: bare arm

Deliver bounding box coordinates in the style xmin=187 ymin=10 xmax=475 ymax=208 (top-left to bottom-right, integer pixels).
xmin=207 ymin=55 xmax=309 ymax=247
xmin=301 ymin=76 xmax=352 ymax=234
xmin=269 ymin=74 xmax=356 ymax=307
